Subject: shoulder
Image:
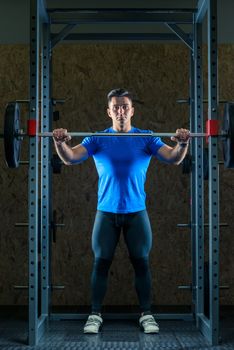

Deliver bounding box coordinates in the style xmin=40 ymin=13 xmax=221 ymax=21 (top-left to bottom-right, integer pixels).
xmin=93 ymin=128 xmax=114 ymax=141
xmin=90 ymin=127 xmax=114 ymax=137
xmin=132 ymin=127 xmax=153 ymax=134
xmin=82 ymin=128 xmax=112 ymax=142
xmin=99 ymin=127 xmax=113 ymax=133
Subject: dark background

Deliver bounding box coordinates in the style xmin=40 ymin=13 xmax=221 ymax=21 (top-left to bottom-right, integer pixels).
xmin=0 ymin=0 xmax=233 ymax=308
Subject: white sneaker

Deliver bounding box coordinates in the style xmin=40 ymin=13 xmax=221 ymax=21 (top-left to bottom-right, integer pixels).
xmin=139 ymin=314 xmax=159 ymax=334
xmin=83 ymin=314 xmax=103 ymax=334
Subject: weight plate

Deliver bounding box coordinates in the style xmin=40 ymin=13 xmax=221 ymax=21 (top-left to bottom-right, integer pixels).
xmin=4 ymin=102 xmax=22 ymax=168
xmin=222 ymin=102 xmax=234 ymax=168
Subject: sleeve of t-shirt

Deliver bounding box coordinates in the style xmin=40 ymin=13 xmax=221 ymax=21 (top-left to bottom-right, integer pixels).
xmin=147 ymin=136 xmax=166 ymax=156
xmin=81 ymin=136 xmax=98 ymax=156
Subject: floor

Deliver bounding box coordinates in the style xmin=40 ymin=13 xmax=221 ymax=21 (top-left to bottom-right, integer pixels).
xmin=0 ymin=310 xmax=234 ymax=349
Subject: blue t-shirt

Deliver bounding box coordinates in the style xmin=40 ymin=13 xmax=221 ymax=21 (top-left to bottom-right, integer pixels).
xmin=81 ymin=127 xmax=165 ymax=213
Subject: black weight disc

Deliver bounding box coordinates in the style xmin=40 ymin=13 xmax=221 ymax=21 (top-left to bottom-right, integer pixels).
xmin=4 ymin=102 xmax=21 ymax=168
xmin=222 ymin=102 xmax=234 ymax=168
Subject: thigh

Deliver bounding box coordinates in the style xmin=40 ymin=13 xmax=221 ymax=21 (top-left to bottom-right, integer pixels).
xmin=91 ymin=211 xmax=121 ymax=260
xmin=123 ymin=210 xmax=152 ymax=258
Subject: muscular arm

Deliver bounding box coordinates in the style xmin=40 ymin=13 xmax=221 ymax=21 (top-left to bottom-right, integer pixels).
xmin=157 ymin=143 xmax=189 ymax=165
xmin=156 ymin=128 xmax=190 ymax=165
xmin=53 ymin=128 xmax=89 ymax=165
xmin=54 ymin=141 xmax=88 ymax=165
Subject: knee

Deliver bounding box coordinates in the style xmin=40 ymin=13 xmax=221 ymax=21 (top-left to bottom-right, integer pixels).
xmin=93 ymin=257 xmax=112 ymax=276
xmin=130 ymin=256 xmax=150 ymax=275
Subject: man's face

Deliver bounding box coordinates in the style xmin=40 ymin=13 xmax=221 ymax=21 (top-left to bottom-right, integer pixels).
xmin=107 ymin=96 xmax=134 ymax=130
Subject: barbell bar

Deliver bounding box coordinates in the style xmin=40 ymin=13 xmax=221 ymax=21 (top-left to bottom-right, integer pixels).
xmin=38 ymin=131 xmax=207 ymax=137
xmin=2 ymin=101 xmax=234 ymax=169
xmin=2 ymin=131 xmax=210 ymax=138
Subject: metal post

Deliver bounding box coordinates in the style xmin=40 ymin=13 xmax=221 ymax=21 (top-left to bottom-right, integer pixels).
xmin=28 ymin=0 xmax=40 ymax=345
xmin=41 ymin=21 xmax=52 ymax=318
xmin=193 ymin=16 xmax=204 ymax=321
xmin=28 ymin=0 xmax=49 ymax=345
xmin=189 ymin=48 xmax=197 ymax=316
xmin=195 ymin=0 xmax=219 ymax=345
xmin=207 ymin=0 xmax=219 ymax=345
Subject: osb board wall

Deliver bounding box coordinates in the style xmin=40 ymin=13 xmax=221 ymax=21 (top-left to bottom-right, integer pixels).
xmin=0 ymin=44 xmax=233 ymax=307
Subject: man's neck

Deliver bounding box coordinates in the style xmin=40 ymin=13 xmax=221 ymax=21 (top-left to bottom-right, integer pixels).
xmin=112 ymin=124 xmax=132 ymax=132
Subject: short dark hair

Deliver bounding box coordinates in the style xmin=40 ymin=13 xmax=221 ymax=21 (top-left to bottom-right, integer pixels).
xmin=107 ymin=88 xmax=133 ymax=105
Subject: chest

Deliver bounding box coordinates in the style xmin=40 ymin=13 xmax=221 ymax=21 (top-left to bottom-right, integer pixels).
xmin=97 ymin=137 xmax=150 ymax=161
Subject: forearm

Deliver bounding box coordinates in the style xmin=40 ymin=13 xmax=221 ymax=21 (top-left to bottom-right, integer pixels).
xmin=53 ymin=140 xmax=75 ymax=165
xmin=170 ymin=143 xmax=189 ymax=165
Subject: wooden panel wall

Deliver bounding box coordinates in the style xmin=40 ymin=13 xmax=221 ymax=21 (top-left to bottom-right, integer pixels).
xmin=0 ymin=43 xmax=233 ymax=307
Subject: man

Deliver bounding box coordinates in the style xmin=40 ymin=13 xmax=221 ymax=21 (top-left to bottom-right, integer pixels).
xmin=53 ymin=88 xmax=190 ymax=334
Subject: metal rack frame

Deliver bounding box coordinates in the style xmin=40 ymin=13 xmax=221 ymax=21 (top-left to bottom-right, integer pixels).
xmin=28 ymin=0 xmax=219 ymax=345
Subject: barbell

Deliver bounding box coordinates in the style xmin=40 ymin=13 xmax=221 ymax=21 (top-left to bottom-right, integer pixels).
xmin=2 ymin=101 xmax=234 ymax=169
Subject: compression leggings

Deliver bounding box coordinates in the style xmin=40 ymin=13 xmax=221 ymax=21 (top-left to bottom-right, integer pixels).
xmin=91 ymin=210 xmax=153 ymax=313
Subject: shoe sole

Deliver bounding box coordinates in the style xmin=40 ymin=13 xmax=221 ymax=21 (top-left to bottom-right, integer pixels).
xmin=84 ymin=324 xmax=102 ymax=334
xmin=140 ymin=325 xmax=159 ymax=334
xmin=143 ymin=329 xmax=159 ymax=334
xmin=84 ymin=329 xmax=99 ymax=334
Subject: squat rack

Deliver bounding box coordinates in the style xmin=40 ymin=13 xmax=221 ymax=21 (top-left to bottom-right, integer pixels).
xmin=28 ymin=0 xmax=219 ymax=346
